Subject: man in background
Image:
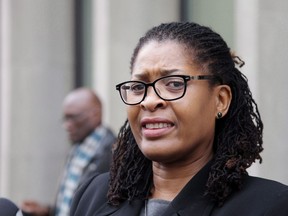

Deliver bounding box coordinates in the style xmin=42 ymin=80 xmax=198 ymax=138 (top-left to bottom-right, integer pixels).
xmin=21 ymin=88 xmax=116 ymax=216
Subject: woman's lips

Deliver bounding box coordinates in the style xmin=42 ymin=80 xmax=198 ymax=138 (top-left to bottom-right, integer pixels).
xmin=141 ymin=118 xmax=174 ymax=138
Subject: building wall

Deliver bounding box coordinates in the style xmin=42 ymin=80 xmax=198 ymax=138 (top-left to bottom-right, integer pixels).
xmin=187 ymin=0 xmax=234 ymax=48
xmin=257 ymin=0 xmax=288 ymax=184
xmin=0 ymin=0 xmax=74 ymax=204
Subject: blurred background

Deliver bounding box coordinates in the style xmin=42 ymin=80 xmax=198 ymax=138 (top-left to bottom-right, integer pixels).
xmin=1 ymin=0 xmax=287 ymax=206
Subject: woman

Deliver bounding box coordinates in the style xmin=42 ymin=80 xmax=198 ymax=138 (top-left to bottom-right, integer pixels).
xmin=70 ymin=22 xmax=288 ymax=215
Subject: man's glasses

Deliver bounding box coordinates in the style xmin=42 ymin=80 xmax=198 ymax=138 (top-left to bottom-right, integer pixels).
xmin=116 ymin=75 xmax=220 ymax=105
xmin=63 ymin=110 xmax=97 ymax=123
xmin=63 ymin=112 xmax=88 ymax=123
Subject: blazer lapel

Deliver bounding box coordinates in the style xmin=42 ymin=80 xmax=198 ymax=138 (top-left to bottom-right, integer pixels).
xmin=161 ymin=161 xmax=215 ymax=216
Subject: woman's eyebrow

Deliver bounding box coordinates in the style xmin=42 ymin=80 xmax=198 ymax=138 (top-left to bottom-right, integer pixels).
xmin=159 ymin=69 xmax=182 ymax=76
xmin=133 ymin=69 xmax=182 ymax=79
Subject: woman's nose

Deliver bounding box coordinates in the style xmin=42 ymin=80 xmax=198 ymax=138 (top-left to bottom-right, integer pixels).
xmin=140 ymin=87 xmax=166 ymax=111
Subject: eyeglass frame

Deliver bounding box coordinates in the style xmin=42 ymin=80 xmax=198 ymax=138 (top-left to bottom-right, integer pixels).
xmin=115 ymin=74 xmax=222 ymax=105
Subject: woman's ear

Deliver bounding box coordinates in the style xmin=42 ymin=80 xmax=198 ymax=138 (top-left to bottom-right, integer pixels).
xmin=215 ymin=85 xmax=232 ymax=118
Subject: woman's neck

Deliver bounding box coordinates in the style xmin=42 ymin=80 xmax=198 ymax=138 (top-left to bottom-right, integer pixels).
xmin=150 ymin=152 xmax=213 ymax=201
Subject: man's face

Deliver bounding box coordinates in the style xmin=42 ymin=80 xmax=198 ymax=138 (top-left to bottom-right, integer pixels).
xmin=62 ymin=99 xmax=96 ymax=143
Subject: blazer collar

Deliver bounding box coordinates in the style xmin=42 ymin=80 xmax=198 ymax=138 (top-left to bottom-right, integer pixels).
xmin=93 ymin=199 xmax=144 ymax=216
xmin=94 ymin=160 xmax=215 ymax=216
xmin=162 ymin=160 xmax=215 ymax=216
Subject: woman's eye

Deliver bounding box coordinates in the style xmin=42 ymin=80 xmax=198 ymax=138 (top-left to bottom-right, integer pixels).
xmin=166 ymin=80 xmax=185 ymax=89
xmin=131 ymin=83 xmax=145 ymax=92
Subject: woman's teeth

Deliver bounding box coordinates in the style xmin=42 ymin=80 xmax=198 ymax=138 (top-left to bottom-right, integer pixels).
xmin=145 ymin=123 xmax=171 ymax=129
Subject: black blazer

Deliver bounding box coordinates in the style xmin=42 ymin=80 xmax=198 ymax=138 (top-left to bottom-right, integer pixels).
xmin=70 ymin=163 xmax=288 ymax=216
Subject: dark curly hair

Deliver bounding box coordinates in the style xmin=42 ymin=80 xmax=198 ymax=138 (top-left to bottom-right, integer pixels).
xmin=108 ymin=22 xmax=263 ymax=206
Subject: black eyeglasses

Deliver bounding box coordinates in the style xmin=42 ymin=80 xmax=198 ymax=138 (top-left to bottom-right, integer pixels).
xmin=116 ymin=75 xmax=220 ymax=105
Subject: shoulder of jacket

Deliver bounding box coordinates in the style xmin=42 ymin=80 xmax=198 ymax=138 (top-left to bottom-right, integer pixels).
xmin=85 ymin=172 xmax=110 ymax=191
xmin=244 ymin=175 xmax=288 ymax=192
xmin=70 ymin=172 xmax=110 ymax=215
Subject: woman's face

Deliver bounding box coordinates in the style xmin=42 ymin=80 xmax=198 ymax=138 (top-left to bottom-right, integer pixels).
xmin=128 ymin=40 xmax=218 ymax=164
